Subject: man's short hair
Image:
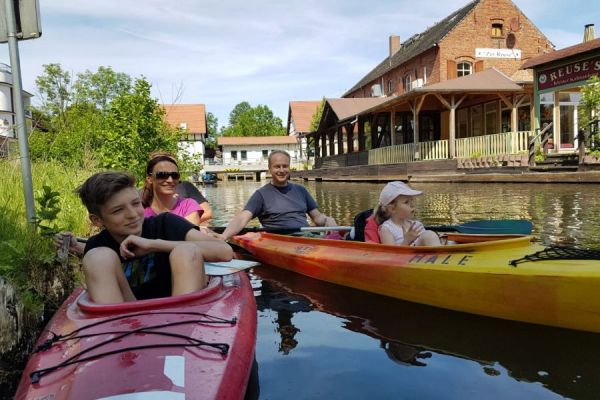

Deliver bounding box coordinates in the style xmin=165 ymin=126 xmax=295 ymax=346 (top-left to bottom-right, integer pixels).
xmin=77 ymin=172 xmax=136 ymax=216
xmin=268 ymin=150 xmax=291 ymax=167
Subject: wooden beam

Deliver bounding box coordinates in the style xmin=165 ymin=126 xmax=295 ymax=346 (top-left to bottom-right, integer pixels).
xmin=498 ymin=93 xmax=513 ymax=109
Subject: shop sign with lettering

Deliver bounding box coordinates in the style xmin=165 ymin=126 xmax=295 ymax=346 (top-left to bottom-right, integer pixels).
xmin=537 ymin=54 xmax=600 ymax=91
xmin=475 ymin=48 xmax=522 ymax=59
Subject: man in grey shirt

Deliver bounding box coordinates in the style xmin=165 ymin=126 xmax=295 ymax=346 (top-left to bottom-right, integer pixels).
xmin=219 ymin=150 xmax=337 ymax=240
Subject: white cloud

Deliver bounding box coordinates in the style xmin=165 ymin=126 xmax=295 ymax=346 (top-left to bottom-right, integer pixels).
xmin=3 ymin=0 xmax=598 ymax=127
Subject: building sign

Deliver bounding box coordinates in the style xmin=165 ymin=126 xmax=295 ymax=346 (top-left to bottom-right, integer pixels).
xmin=537 ymin=54 xmax=600 ymax=91
xmin=475 ymin=48 xmax=522 ymax=59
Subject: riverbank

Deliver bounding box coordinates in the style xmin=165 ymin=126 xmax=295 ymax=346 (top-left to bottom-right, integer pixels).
xmin=291 ymin=160 xmax=600 ymax=183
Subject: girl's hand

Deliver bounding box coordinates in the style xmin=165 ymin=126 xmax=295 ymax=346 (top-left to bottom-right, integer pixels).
xmin=403 ymin=221 xmax=423 ymax=245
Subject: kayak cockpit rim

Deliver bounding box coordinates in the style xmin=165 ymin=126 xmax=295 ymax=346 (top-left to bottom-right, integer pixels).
xmin=236 ymin=232 xmax=536 ymax=253
xmin=77 ymin=275 xmax=227 ymax=314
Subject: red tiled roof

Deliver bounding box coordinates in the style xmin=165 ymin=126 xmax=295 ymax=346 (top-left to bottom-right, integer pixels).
xmin=521 ymin=38 xmax=600 ymax=69
xmin=161 ymin=104 xmax=206 ymax=134
xmin=288 ymin=101 xmax=320 ymax=134
xmin=217 ymin=136 xmax=298 ymax=145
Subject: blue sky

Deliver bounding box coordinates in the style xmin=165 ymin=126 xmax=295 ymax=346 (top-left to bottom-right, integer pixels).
xmin=3 ymin=0 xmax=598 ymax=128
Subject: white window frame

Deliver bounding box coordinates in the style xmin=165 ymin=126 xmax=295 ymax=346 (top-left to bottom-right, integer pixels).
xmin=457 ymin=62 xmax=472 ymax=77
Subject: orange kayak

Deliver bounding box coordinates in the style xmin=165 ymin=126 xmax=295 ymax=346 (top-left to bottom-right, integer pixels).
xmin=232 ymin=232 xmax=600 ymax=333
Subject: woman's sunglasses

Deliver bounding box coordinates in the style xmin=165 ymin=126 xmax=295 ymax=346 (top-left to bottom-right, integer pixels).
xmin=151 ymin=171 xmax=180 ymax=180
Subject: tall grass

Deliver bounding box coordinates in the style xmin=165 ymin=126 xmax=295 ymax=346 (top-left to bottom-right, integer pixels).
xmin=0 ymin=159 xmax=95 ymax=311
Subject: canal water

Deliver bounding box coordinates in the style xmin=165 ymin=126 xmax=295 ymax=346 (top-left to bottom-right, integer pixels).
xmin=204 ymin=180 xmax=600 ymax=400
xmin=3 ymin=180 xmax=599 ymax=399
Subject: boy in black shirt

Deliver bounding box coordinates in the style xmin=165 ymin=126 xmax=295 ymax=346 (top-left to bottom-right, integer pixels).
xmin=78 ymin=172 xmax=233 ymax=304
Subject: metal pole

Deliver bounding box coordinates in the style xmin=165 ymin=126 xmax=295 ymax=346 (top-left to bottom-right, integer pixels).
xmin=5 ymin=0 xmax=36 ymax=224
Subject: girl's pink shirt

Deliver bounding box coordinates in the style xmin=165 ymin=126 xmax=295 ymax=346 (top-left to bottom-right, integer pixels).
xmin=144 ymin=197 xmax=204 ymax=219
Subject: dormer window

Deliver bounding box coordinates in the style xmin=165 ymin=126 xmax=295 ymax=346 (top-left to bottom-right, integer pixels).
xmin=457 ymin=62 xmax=472 ymax=77
xmin=491 ymin=23 xmax=503 ymax=37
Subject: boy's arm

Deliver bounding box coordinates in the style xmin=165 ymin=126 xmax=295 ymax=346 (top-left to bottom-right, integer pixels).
xmin=185 ymin=229 xmax=233 ymax=262
xmin=119 ymin=231 xmax=233 ymax=262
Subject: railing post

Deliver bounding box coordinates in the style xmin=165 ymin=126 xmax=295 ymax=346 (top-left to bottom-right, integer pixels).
xmin=528 ymin=131 xmax=537 ymax=167
xmin=578 ymin=128 xmax=586 ymax=165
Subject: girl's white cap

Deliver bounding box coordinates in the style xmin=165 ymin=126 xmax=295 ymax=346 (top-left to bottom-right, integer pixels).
xmin=379 ymin=181 xmax=422 ymax=206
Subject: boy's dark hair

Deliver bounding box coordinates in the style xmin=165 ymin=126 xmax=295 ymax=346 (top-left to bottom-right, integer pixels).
xmin=77 ymin=172 xmax=136 ymax=216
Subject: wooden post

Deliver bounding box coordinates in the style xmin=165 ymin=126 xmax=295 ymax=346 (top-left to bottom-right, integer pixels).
xmin=346 ymin=123 xmax=354 ymax=153
xmin=358 ymin=118 xmax=365 ymax=151
xmin=390 ymin=110 xmax=396 ymax=146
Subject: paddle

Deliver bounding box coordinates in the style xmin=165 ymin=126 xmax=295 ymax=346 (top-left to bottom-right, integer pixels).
xmin=205 ymin=259 xmax=260 ymax=276
xmin=427 ymin=219 xmax=533 ymax=235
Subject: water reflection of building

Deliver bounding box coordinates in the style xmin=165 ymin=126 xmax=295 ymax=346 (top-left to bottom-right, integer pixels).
xmin=0 ymin=63 xmax=33 ymax=158
xmin=253 ymin=265 xmax=600 ymax=400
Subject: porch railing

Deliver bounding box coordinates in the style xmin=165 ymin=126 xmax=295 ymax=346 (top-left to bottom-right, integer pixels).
xmin=368 ymin=140 xmax=449 ymax=165
xmin=454 ymin=131 xmax=530 ymax=158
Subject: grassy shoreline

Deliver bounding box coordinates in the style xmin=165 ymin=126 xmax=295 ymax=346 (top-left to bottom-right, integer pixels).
xmin=0 ymin=159 xmax=92 ymax=312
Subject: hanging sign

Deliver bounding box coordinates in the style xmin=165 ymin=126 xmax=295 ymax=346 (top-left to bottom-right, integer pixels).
xmin=476 ymin=48 xmax=522 ymax=59
xmin=537 ymin=54 xmax=600 ymax=91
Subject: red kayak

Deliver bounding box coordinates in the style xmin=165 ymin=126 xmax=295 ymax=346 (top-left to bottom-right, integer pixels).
xmin=15 ymin=272 xmax=257 ymax=400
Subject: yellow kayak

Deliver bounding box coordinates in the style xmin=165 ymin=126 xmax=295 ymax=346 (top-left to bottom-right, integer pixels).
xmin=232 ymin=232 xmax=600 ymax=333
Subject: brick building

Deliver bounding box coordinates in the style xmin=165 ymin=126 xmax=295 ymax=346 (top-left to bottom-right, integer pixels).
xmin=310 ymin=0 xmax=562 ymax=170
xmin=344 ymin=0 xmax=552 ymax=99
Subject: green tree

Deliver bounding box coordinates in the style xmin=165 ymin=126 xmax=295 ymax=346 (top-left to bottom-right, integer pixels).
xmin=73 ymin=66 xmax=132 ymax=110
xmin=98 ymin=77 xmax=180 ymax=180
xmin=204 ymin=111 xmax=219 ymax=149
xmin=228 ymin=101 xmax=252 ymax=126
xmin=309 ymin=98 xmax=326 ymax=132
xmin=580 ymin=76 xmax=600 ymax=152
xmin=222 ymin=102 xmax=285 ymax=137
xmin=35 ymin=63 xmax=72 ymax=121
xmin=29 ymin=103 xmax=104 ymax=166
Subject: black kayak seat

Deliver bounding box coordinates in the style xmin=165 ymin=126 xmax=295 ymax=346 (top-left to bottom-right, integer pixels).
xmin=350 ymin=208 xmax=374 ymax=242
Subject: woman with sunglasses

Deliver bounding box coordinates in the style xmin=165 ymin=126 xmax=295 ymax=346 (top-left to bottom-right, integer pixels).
xmin=142 ymin=155 xmax=204 ymax=225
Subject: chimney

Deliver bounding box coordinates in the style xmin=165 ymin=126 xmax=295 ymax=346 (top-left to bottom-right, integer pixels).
xmin=584 ymin=24 xmax=596 ymax=42
xmin=389 ymin=35 xmax=401 ymax=58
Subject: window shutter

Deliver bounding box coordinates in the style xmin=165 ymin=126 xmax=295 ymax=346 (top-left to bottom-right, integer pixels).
xmin=474 ymin=60 xmax=484 ymax=72
xmin=447 ymin=60 xmax=457 ymax=79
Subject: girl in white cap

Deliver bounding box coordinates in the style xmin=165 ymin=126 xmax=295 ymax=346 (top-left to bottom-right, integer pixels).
xmin=374 ymin=181 xmax=441 ymax=246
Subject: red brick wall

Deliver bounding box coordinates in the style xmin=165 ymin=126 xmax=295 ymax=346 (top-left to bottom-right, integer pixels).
xmin=344 ymin=0 xmax=553 ymax=98
xmin=440 ymin=0 xmax=554 ymax=81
